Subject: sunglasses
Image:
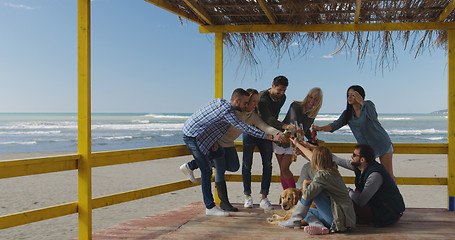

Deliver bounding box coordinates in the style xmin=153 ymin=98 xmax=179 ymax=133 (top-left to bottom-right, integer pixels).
xmin=352 ymin=152 xmax=360 ymax=158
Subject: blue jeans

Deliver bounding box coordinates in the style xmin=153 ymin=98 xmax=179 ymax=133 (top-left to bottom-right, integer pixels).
xmin=183 ymin=136 xmax=215 ymax=209
xmin=242 ymin=134 xmax=273 ymax=196
xmin=213 ymin=147 xmax=240 ymax=182
xmin=301 ymin=191 xmax=333 ymax=228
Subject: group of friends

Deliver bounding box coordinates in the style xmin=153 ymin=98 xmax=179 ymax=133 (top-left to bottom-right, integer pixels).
xmin=180 ymin=76 xmax=405 ymax=235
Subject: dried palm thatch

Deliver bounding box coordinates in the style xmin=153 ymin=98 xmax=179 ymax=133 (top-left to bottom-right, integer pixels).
xmin=147 ymin=0 xmax=455 ymax=71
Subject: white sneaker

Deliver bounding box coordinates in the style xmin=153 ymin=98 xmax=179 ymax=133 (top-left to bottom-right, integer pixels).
xmin=260 ymin=198 xmax=274 ymax=210
xmin=206 ymin=206 xmax=229 ymax=216
xmin=244 ymin=196 xmax=253 ymax=208
xmin=179 ymin=163 xmax=197 ymax=183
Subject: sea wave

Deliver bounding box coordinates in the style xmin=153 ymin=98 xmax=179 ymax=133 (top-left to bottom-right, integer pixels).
xmin=421 ymin=137 xmax=445 ymax=141
xmin=387 ymin=128 xmax=447 ymax=136
xmin=315 ymin=115 xmax=339 ymax=121
xmin=0 ymin=141 xmax=37 ymax=145
xmin=0 ymin=121 xmax=77 ymax=130
xmin=144 ymin=114 xmax=189 ymax=119
xmin=94 ymin=136 xmax=133 ymax=140
xmin=0 ymin=130 xmax=61 ymax=135
xmin=379 ymin=117 xmax=413 ymax=121
xmin=92 ymin=123 xmax=184 ymax=131
xmin=131 ymin=119 xmax=150 ymax=124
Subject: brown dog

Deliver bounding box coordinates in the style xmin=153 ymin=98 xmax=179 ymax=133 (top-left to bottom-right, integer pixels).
xmin=267 ymin=188 xmax=302 ymax=224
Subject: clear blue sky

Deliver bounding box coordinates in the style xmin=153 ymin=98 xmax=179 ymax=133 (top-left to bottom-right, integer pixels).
xmin=0 ymin=0 xmax=449 ymax=114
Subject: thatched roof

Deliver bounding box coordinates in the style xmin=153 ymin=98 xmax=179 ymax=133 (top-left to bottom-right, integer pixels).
xmin=146 ymin=0 xmax=455 ymax=70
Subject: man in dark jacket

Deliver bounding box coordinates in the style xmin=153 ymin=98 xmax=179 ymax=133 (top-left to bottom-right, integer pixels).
xmin=333 ymin=144 xmax=405 ymax=227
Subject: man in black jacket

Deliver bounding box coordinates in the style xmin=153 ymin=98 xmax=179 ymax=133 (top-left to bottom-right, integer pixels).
xmin=334 ymin=144 xmax=405 ymax=227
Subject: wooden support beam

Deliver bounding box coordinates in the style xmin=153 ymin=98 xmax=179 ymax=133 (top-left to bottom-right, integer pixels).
xmin=200 ymin=22 xmax=455 ymax=33
xmin=439 ymin=0 xmax=455 ymax=22
xmin=144 ymin=0 xmax=204 ymax=25
xmin=354 ymin=0 xmax=362 ymax=24
xmin=448 ymin=30 xmax=455 ymax=211
xmin=257 ymin=0 xmax=277 ymax=24
xmin=78 ymin=0 xmax=92 ymax=239
xmin=183 ymin=0 xmax=213 ymax=25
xmin=215 ymin=32 xmax=223 ymax=98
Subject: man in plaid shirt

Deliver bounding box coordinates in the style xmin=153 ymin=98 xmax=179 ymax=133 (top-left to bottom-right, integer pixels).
xmin=181 ymin=88 xmax=283 ymax=216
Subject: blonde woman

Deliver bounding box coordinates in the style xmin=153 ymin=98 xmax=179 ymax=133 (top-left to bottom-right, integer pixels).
xmin=275 ymin=87 xmax=323 ymax=190
xmin=279 ymin=142 xmax=355 ymax=235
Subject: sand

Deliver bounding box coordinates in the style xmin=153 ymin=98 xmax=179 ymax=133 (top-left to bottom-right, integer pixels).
xmin=0 ymin=152 xmax=448 ymax=240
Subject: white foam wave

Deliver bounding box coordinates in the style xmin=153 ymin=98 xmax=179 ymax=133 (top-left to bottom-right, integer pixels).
xmin=0 ymin=130 xmax=62 ymax=135
xmin=94 ymin=136 xmax=133 ymax=140
xmin=422 ymin=137 xmax=444 ymax=141
xmin=160 ymin=134 xmax=174 ymax=137
xmin=387 ymin=128 xmax=447 ymax=136
xmin=131 ymin=119 xmax=150 ymax=124
xmin=0 ymin=121 xmax=77 ymax=130
xmin=379 ymin=117 xmax=413 ymax=121
xmin=144 ymin=114 xmax=189 ymax=119
xmin=0 ymin=141 xmax=37 ymax=145
xmin=92 ymin=123 xmax=184 ymax=131
xmin=315 ymin=115 xmax=339 ymax=121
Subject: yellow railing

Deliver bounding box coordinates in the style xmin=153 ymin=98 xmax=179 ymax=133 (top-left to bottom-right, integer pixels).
xmin=0 ymin=142 xmax=449 ymax=230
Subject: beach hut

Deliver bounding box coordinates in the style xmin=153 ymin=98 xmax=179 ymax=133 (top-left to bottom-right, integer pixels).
xmin=1 ymin=1 xmax=455 ymax=239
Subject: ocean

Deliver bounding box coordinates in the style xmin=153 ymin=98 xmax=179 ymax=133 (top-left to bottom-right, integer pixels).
xmin=0 ymin=113 xmax=448 ymax=153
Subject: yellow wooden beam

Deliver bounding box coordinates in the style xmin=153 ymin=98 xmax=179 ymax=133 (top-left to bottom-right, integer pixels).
xmin=183 ymin=0 xmax=213 ymax=25
xmin=145 ymin=0 xmax=204 ymax=25
xmin=215 ymin=32 xmax=223 ymax=98
xmin=354 ymin=0 xmax=362 ymax=24
xmin=439 ymin=0 xmax=455 ymax=22
xmin=224 ymin=174 xmax=448 ymax=185
xmin=448 ymin=30 xmax=455 ymax=211
xmin=92 ymin=180 xmax=199 ymax=209
xmin=200 ymin=22 xmax=455 ymax=33
xmin=0 ymin=155 xmax=78 ymax=179
xmin=0 ymin=202 xmax=77 ymax=230
xmin=78 ymin=0 xmax=92 ymax=239
xmin=234 ymin=142 xmax=447 ymax=154
xmin=257 ymin=0 xmax=277 ymax=24
xmin=91 ymin=145 xmax=190 ymax=167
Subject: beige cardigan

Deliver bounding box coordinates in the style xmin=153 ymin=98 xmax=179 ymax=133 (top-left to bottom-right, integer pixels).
xmin=303 ymin=170 xmax=356 ymax=231
xmin=217 ymin=110 xmax=281 ymax=148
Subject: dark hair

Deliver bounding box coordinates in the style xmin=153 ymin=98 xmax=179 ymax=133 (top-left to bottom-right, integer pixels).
xmin=231 ymin=88 xmax=249 ymax=101
xmin=355 ymin=144 xmax=376 ymax=164
xmin=272 ymin=76 xmax=289 ymax=87
xmin=342 ymin=85 xmax=366 ymax=124
xmin=246 ymin=88 xmax=259 ymax=97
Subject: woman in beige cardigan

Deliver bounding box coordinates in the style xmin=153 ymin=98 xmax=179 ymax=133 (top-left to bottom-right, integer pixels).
xmin=279 ymin=142 xmax=355 ymax=235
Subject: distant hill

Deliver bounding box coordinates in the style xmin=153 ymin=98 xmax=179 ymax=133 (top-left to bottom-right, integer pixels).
xmin=431 ymin=109 xmax=448 ymax=114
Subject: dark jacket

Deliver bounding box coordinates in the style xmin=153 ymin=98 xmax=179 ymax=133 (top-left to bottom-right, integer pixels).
xmin=354 ymin=161 xmax=405 ymax=227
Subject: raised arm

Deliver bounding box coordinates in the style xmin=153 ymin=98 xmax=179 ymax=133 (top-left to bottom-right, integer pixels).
xmin=290 ymin=138 xmax=315 ymax=161
xmin=312 ymin=124 xmax=332 ymax=132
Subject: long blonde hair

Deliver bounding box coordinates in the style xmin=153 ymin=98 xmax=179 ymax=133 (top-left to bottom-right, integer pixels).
xmin=295 ymin=87 xmax=323 ymax=118
xmin=311 ymin=146 xmax=340 ymax=175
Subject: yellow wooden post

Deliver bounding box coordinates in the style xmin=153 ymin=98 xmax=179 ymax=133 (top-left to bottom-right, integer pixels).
xmin=214 ymin=32 xmax=223 ymax=205
xmin=215 ymin=32 xmax=223 ymax=99
xmin=448 ymin=30 xmax=455 ymax=211
xmin=78 ymin=0 xmax=93 ymax=238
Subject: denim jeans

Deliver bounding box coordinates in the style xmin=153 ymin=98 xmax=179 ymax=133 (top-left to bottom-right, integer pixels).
xmin=183 ymin=136 xmax=215 ymax=209
xmin=301 ymin=191 xmax=333 ymax=228
xmin=242 ymin=133 xmax=273 ymax=196
xmin=213 ymin=146 xmax=240 ymax=182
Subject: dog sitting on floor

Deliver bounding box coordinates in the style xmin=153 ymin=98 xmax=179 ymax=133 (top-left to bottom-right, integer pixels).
xmin=267 ymin=188 xmax=303 ymax=224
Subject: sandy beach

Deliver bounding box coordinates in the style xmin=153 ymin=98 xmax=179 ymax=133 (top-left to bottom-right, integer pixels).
xmin=0 ymin=152 xmax=448 ymax=240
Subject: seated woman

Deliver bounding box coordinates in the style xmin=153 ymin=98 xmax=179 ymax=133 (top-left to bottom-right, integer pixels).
xmin=279 ymin=141 xmax=355 ymax=235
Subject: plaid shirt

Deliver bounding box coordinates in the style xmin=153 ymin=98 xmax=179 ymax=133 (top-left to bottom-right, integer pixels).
xmin=183 ymin=98 xmax=268 ymax=155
